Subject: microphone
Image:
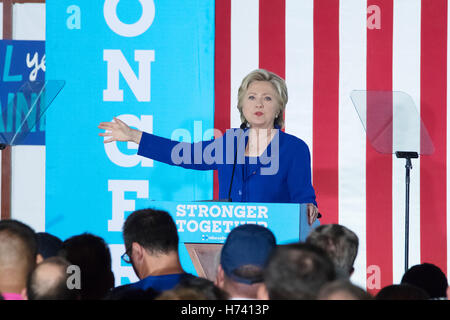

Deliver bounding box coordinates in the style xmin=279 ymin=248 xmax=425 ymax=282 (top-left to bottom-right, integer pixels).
xmin=227 ymin=123 xmax=247 ymax=201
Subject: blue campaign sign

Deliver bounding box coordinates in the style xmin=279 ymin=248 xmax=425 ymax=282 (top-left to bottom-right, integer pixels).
xmin=46 ymin=1 xmax=215 ymax=285
xmin=0 ymin=40 xmax=46 ymax=145
xmin=148 ymin=201 xmax=303 ymax=279
xmin=112 ymin=201 xmax=317 ymax=284
xmin=136 ymin=201 xmax=308 ymax=244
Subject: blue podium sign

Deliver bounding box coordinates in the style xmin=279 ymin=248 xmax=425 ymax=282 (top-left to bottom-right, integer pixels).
xmin=111 ymin=201 xmax=318 ymax=284
xmin=148 ymin=201 xmax=304 ymax=243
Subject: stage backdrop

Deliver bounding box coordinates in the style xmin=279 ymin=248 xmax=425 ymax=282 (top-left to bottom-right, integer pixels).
xmin=46 ymin=0 xmax=450 ymax=293
xmin=46 ymin=0 xmax=215 ymax=285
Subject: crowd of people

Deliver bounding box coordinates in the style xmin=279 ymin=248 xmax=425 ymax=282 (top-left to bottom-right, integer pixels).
xmin=0 ymin=208 xmax=448 ymax=300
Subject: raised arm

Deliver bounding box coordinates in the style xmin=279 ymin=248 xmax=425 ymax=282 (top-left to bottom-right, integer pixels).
xmin=98 ymin=118 xmax=219 ymax=171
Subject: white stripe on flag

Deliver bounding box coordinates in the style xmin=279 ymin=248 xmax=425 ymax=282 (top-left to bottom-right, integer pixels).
xmin=285 ymin=0 xmax=314 ymax=154
xmin=338 ymin=0 xmax=367 ymax=289
xmin=392 ymin=0 xmax=422 ymax=283
xmin=230 ymin=0 xmax=259 ymax=128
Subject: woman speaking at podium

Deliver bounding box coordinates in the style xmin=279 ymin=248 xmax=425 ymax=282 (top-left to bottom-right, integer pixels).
xmin=99 ymin=69 xmax=319 ymax=225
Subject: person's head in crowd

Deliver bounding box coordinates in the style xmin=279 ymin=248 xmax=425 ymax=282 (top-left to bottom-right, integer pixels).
xmin=25 ymin=256 xmax=80 ymax=300
xmin=0 ymin=219 xmax=37 ymax=300
xmin=156 ymin=287 xmax=211 ymax=300
xmin=122 ymin=208 xmax=184 ymax=280
xmin=306 ymin=224 xmax=358 ymax=279
xmin=215 ymin=224 xmax=276 ymax=300
xmin=401 ymin=263 xmax=449 ymax=299
xmin=59 ymin=233 xmax=114 ymax=300
xmin=317 ymin=280 xmax=372 ymax=300
xmin=375 ymin=284 xmax=430 ymax=300
xmin=36 ymin=232 xmax=63 ymax=263
xmin=177 ymin=276 xmax=228 ymax=300
xmin=258 ymin=242 xmax=336 ymax=300
xmin=106 ymin=209 xmax=193 ymax=299
xmin=105 ymin=287 xmax=159 ymax=300
xmin=158 ymin=277 xmax=228 ymax=300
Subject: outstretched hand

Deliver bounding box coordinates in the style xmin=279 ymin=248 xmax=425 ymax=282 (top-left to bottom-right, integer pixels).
xmin=98 ymin=117 xmax=142 ymax=144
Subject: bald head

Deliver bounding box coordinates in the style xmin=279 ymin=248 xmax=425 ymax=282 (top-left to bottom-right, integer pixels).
xmin=0 ymin=220 xmax=37 ymax=293
xmin=27 ymin=257 xmax=79 ymax=300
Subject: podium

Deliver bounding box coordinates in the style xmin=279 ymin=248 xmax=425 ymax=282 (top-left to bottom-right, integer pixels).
xmin=0 ymin=80 xmax=65 ymax=218
xmin=0 ymin=80 xmax=65 ymax=149
xmin=143 ymin=201 xmax=320 ymax=281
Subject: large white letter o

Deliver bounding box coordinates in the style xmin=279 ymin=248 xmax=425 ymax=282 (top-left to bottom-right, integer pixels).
xmin=104 ymin=0 xmax=155 ymax=37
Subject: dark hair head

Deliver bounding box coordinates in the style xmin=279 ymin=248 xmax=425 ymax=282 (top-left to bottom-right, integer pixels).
xmin=105 ymin=286 xmax=160 ymax=300
xmin=376 ymin=284 xmax=430 ymax=300
xmin=263 ymin=242 xmax=336 ymax=299
xmin=175 ymin=276 xmax=229 ymax=300
xmin=27 ymin=256 xmax=79 ymax=300
xmin=59 ymin=233 xmax=114 ymax=300
xmin=123 ymin=208 xmax=179 ymax=255
xmin=156 ymin=287 xmax=211 ymax=300
xmin=401 ymin=263 xmax=448 ymax=299
xmin=317 ymin=280 xmax=373 ymax=300
xmin=0 ymin=219 xmax=37 ymax=275
xmin=36 ymin=232 xmax=63 ymax=259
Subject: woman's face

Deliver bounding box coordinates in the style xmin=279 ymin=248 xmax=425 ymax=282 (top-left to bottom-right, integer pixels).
xmin=242 ymin=80 xmax=280 ymax=130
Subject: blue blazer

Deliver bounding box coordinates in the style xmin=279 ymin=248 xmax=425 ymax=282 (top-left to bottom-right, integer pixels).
xmin=137 ymin=128 xmax=317 ymax=206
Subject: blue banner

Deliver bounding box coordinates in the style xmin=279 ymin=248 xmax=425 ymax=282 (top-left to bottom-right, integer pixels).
xmin=0 ymin=40 xmax=46 ymax=145
xmin=113 ymin=201 xmax=315 ymax=285
xmin=46 ymin=0 xmax=215 ymax=285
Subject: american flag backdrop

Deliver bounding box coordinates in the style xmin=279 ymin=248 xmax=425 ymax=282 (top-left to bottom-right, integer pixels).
xmin=212 ymin=0 xmax=449 ymax=292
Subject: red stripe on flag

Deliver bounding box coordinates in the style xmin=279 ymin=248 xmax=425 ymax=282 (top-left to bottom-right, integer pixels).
xmin=312 ymin=0 xmax=340 ymax=224
xmin=420 ymin=0 xmax=448 ymax=275
xmin=259 ymin=0 xmax=285 ymax=78
xmin=366 ymin=0 xmax=394 ymax=294
xmin=214 ymin=0 xmax=231 ymax=200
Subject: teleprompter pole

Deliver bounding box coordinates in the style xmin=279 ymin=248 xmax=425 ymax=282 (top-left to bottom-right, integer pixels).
xmin=395 ymin=151 xmax=418 ymax=273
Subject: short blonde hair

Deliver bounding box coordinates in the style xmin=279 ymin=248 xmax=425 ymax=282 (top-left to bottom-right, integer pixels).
xmin=237 ymin=69 xmax=288 ymax=129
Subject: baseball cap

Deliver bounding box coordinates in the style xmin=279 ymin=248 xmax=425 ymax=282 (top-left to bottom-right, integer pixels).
xmin=221 ymin=224 xmax=276 ymax=284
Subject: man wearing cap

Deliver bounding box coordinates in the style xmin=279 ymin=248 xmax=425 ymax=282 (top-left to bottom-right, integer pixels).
xmin=214 ymin=224 xmax=276 ymax=300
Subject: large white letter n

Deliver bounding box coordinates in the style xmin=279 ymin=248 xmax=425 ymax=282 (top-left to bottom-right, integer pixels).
xmin=103 ymin=49 xmax=155 ymax=102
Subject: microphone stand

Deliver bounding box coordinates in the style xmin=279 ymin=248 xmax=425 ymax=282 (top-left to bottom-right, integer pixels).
xmin=227 ymin=123 xmax=246 ymax=202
